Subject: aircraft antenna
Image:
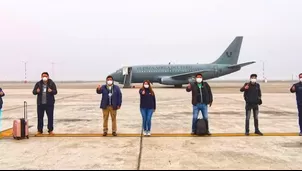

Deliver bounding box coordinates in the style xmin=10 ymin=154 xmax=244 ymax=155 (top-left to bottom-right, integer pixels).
xmin=22 ymin=61 xmax=28 ymax=83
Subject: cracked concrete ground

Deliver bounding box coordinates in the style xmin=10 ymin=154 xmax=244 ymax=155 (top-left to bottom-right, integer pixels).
xmin=0 ymin=81 xmax=302 ymax=170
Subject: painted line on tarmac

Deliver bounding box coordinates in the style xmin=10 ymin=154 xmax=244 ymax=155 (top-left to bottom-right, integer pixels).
xmin=0 ymin=132 xmax=299 ymax=138
xmin=0 ymin=128 xmax=13 ymax=139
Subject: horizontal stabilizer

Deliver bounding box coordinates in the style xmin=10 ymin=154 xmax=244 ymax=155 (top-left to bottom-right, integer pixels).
xmin=227 ymin=61 xmax=256 ymax=69
xmin=169 ymin=70 xmax=211 ymax=80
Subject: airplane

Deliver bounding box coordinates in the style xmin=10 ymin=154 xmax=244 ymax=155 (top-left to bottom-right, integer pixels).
xmin=110 ymin=36 xmax=255 ymax=88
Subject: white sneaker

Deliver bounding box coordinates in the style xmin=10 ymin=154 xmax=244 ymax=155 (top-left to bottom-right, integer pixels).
xmin=147 ymin=132 xmax=151 ymax=136
xmin=143 ymin=131 xmax=147 ymax=136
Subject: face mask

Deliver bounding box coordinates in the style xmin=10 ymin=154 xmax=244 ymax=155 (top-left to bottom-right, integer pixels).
xmin=144 ymin=85 xmax=149 ymax=89
xmin=251 ymin=79 xmax=257 ymax=83
xmin=42 ymin=77 xmax=48 ymax=81
xmin=107 ymin=80 xmax=113 ymax=85
xmin=196 ymin=78 xmax=203 ymax=83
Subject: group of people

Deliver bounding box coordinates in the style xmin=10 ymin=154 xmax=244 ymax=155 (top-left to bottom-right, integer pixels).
xmin=0 ymin=72 xmax=302 ymax=137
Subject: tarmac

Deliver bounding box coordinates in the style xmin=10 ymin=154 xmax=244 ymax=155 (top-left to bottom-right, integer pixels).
xmin=0 ymin=81 xmax=302 ymax=170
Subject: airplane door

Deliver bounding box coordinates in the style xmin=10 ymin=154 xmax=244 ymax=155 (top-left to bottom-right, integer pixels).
xmin=123 ymin=67 xmax=129 ymax=75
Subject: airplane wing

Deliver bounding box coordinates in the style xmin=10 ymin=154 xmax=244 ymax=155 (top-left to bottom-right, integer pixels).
xmin=169 ymin=70 xmax=212 ymax=80
xmin=228 ymin=61 xmax=255 ymax=69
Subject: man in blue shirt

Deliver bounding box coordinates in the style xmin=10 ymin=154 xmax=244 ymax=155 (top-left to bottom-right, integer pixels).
xmin=290 ymin=73 xmax=302 ymax=136
xmin=97 ymin=76 xmax=122 ymax=136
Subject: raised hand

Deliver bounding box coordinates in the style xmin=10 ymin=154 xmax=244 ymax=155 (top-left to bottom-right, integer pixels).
xmin=292 ymin=85 xmax=296 ymax=91
xmin=244 ymin=84 xmax=249 ymax=90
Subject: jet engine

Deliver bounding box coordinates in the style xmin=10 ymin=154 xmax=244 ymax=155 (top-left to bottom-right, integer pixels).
xmin=159 ymin=77 xmax=188 ymax=85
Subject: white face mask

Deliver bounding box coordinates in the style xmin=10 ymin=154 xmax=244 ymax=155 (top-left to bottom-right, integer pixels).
xmin=251 ymin=78 xmax=257 ymax=83
xmin=144 ymin=85 xmax=149 ymax=89
xmin=196 ymin=78 xmax=203 ymax=83
xmin=42 ymin=77 xmax=48 ymax=81
xmin=300 ymin=78 xmax=302 ymax=82
xmin=107 ymin=80 xmax=113 ymax=85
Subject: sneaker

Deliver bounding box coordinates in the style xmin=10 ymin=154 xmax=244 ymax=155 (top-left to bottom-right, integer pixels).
xmin=207 ymin=131 xmax=212 ymax=136
xmin=36 ymin=131 xmax=43 ymax=135
xmin=143 ymin=131 xmax=147 ymax=136
xmin=147 ymin=132 xmax=151 ymax=136
xmin=191 ymin=132 xmax=196 ymax=135
xmin=103 ymin=132 xmax=108 ymax=137
xmin=245 ymin=132 xmax=250 ymax=136
xmin=112 ymin=132 xmax=117 ymax=137
xmin=255 ymin=131 xmax=263 ymax=136
xmin=299 ymin=132 xmax=302 ymax=136
xmin=48 ymin=131 xmax=54 ymax=136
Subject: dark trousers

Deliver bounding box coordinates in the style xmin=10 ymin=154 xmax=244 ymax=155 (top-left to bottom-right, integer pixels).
xmin=37 ymin=104 xmax=54 ymax=133
xmin=245 ymin=104 xmax=260 ymax=133
xmin=298 ymin=105 xmax=302 ymax=133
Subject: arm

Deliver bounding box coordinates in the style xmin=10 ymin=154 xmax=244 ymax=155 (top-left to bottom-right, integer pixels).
xmin=258 ymin=83 xmax=262 ymax=99
xmin=0 ymin=88 xmax=4 ymax=97
xmin=32 ymin=82 xmax=40 ymax=95
xmin=96 ymin=86 xmax=103 ymax=94
xmin=153 ymin=95 xmax=156 ymax=110
xmin=290 ymin=84 xmax=296 ymax=93
xmin=139 ymin=88 xmax=143 ymax=95
xmin=240 ymin=83 xmax=248 ymax=92
xmin=186 ymin=83 xmax=192 ymax=92
xmin=50 ymin=82 xmax=58 ymax=95
xmin=206 ymin=82 xmax=213 ymax=104
xmin=117 ymin=86 xmax=122 ymax=107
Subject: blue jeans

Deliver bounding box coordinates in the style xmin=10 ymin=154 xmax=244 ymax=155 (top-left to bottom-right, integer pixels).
xmin=298 ymin=105 xmax=302 ymax=133
xmin=140 ymin=108 xmax=154 ymax=132
xmin=192 ymin=103 xmax=208 ymax=132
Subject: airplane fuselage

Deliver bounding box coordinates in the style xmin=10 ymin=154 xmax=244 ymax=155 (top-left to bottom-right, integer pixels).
xmin=109 ymin=36 xmax=254 ymax=87
xmin=111 ymin=64 xmax=241 ymax=85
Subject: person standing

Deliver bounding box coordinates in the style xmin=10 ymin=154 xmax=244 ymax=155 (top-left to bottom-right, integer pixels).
xmin=290 ymin=73 xmax=302 ymax=136
xmin=32 ymin=72 xmax=57 ymax=135
xmin=139 ymin=80 xmax=156 ymax=136
xmin=0 ymin=87 xmax=5 ymax=132
xmin=96 ymin=76 xmax=122 ymax=136
xmin=240 ymin=74 xmax=263 ymax=136
xmin=186 ymin=73 xmax=213 ymax=135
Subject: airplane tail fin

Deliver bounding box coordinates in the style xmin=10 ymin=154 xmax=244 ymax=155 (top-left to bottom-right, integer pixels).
xmin=212 ymin=36 xmax=243 ymax=65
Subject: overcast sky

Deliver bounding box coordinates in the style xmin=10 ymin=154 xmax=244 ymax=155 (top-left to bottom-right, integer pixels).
xmin=0 ymin=0 xmax=301 ymax=81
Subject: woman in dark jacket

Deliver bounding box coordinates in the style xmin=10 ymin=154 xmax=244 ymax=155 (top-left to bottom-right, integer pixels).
xmin=139 ymin=80 xmax=156 ymax=136
xmin=0 ymin=88 xmax=5 ymax=132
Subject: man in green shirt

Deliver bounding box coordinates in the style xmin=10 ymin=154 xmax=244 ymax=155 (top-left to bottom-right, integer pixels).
xmin=186 ymin=73 xmax=213 ymax=135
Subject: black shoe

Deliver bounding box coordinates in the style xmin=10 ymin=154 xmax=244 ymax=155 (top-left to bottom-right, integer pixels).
xmin=245 ymin=132 xmax=250 ymax=136
xmin=207 ymin=131 xmax=212 ymax=136
xmin=299 ymin=132 xmax=302 ymax=136
xmin=255 ymin=131 xmax=263 ymax=136
xmin=103 ymin=132 xmax=108 ymax=136
xmin=191 ymin=132 xmax=196 ymax=135
xmin=112 ymin=132 xmax=117 ymax=136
